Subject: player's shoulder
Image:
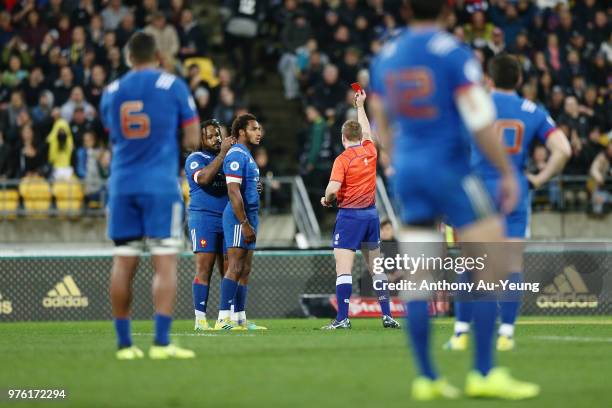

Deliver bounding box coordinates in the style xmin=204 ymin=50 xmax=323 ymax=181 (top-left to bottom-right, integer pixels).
xmin=426 ymin=30 xmax=463 ymax=57
xmin=187 ymin=151 xmax=214 ymax=162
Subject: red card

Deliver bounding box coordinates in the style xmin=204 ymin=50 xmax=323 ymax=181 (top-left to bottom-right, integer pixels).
xmin=351 ymin=82 xmax=362 ymax=92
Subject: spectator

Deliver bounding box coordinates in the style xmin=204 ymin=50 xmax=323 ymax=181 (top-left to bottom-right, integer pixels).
xmin=115 ymin=12 xmax=136 ymax=49
xmin=169 ymin=0 xmax=186 ymax=26
xmin=19 ymin=9 xmax=48 ymax=50
xmin=278 ymin=13 xmax=313 ymax=99
xmin=545 ymin=33 xmax=563 ymax=79
xmin=310 ymin=64 xmax=345 ymax=121
xmin=2 ymin=36 xmax=33 ymax=69
xmin=337 ymin=47 xmax=361 ymax=85
xmin=1 ymin=54 xmax=28 ymax=89
xmin=212 ymin=86 xmax=237 ymax=127
xmin=53 ymin=66 xmax=75 ymax=106
xmin=20 ymin=66 xmax=44 ymax=107
xmin=69 ymin=106 xmax=97 ymax=148
xmin=144 ymin=11 xmax=180 ymax=62
xmin=101 ymin=0 xmax=129 ymax=31
xmin=76 ymin=130 xmax=107 ymax=202
xmin=71 ymin=0 xmax=96 ymax=27
xmin=16 ymin=124 xmax=46 ymax=178
xmin=43 ymin=0 xmax=68 ymax=28
xmin=0 ymin=11 xmax=15 ymax=50
xmin=590 ymin=143 xmax=612 ymax=215
xmin=31 ymin=90 xmax=54 ymax=126
xmin=0 ymin=130 xmax=15 ymax=179
xmin=56 ymin=14 xmax=73 ymax=49
xmin=46 ymin=118 xmax=74 ymax=180
xmin=84 ymin=65 xmax=106 ymax=109
xmin=487 ymin=27 xmax=506 ymax=55
xmin=60 ymin=86 xmax=95 ymax=122
xmin=558 ymin=95 xmax=591 ymax=140
xmin=177 ymin=9 xmax=207 ymax=59
xmin=224 ymin=0 xmax=265 ymax=84
xmin=68 ymin=25 xmax=87 ymax=67
xmin=106 ymin=46 xmax=127 ymax=82
xmin=1 ymin=90 xmax=29 ymax=145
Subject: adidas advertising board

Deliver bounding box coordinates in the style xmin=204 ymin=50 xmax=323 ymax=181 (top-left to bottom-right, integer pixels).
xmin=0 ymin=244 xmax=610 ymax=321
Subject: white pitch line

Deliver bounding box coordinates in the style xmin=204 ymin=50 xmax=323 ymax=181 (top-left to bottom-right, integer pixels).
xmin=132 ymin=332 xmax=256 ymax=337
xmin=533 ymin=335 xmax=612 ymax=343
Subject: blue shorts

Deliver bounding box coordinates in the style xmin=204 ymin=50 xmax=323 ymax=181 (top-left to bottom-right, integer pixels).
xmin=188 ymin=211 xmax=226 ymax=254
xmin=332 ymin=206 xmax=380 ymax=251
xmin=393 ymin=163 xmax=495 ymax=229
xmin=482 ymin=178 xmax=530 ymax=239
xmin=107 ymin=193 xmax=183 ymax=242
xmin=223 ymin=207 xmax=258 ymax=250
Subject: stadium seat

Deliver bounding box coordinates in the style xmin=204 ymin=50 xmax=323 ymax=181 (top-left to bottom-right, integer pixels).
xmin=52 ymin=179 xmax=84 ymax=215
xmin=183 ymin=57 xmax=219 ymax=87
xmin=182 ymin=178 xmax=190 ymax=206
xmin=19 ymin=177 xmax=52 ymax=217
xmin=0 ymin=189 xmax=20 ymax=219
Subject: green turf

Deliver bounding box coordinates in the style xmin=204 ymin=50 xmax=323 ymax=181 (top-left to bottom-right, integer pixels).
xmin=1 ymin=317 xmax=611 ymax=408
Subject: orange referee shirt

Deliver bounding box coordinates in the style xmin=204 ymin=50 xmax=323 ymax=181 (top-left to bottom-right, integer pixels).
xmin=329 ymin=139 xmax=377 ymax=208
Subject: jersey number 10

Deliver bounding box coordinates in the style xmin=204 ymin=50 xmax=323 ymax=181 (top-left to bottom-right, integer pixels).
xmin=494 ymin=119 xmax=524 ymax=155
xmin=120 ymin=101 xmax=151 ymax=139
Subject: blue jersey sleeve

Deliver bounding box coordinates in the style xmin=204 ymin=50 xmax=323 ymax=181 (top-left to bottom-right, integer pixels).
xmin=185 ymin=153 xmax=213 ymax=183
xmin=100 ymin=88 xmax=111 ymax=130
xmin=224 ymin=151 xmax=246 ymax=184
xmin=534 ymin=106 xmax=557 ymax=143
xmin=447 ymin=46 xmax=483 ymax=92
xmin=173 ymin=78 xmax=199 ymax=127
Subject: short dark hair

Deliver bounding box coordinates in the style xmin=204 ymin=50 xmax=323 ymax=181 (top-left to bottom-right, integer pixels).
xmin=231 ymin=113 xmax=257 ymax=138
xmin=488 ymin=54 xmax=521 ymax=90
xmin=202 ymin=119 xmax=221 ymax=132
xmin=380 ymin=218 xmax=392 ymax=228
xmin=409 ymin=0 xmax=446 ymax=20
xmin=127 ymin=32 xmax=157 ymax=65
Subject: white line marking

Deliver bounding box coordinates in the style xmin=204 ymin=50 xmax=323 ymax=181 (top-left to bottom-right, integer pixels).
xmin=533 ymin=335 xmax=612 ymax=343
xmin=131 ymin=332 xmax=256 ymax=337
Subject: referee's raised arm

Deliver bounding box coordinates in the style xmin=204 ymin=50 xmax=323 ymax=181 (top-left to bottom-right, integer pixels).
xmin=355 ymin=90 xmax=376 ymax=145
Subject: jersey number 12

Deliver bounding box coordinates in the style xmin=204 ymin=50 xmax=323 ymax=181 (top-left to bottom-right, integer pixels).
xmin=120 ymin=101 xmax=150 ymax=139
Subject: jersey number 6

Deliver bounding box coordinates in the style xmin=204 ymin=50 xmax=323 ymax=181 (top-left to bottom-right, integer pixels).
xmin=120 ymin=101 xmax=150 ymax=139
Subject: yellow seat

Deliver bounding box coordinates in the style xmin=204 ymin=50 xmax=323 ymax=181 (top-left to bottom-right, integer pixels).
xmin=52 ymin=179 xmax=84 ymax=215
xmin=0 ymin=189 xmax=19 ymax=219
xmin=182 ymin=178 xmax=190 ymax=206
xmin=19 ymin=177 xmax=52 ymax=217
xmin=183 ymin=57 xmax=219 ymax=87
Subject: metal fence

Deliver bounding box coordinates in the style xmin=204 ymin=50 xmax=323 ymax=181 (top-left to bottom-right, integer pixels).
xmin=0 ymin=246 xmax=610 ymax=322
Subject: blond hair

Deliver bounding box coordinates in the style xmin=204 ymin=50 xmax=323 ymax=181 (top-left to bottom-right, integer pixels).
xmin=341 ymin=120 xmax=362 ymax=142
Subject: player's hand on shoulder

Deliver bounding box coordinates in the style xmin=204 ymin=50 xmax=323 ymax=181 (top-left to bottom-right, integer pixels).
xmin=354 ymin=89 xmax=366 ymax=108
xmin=526 ymin=172 xmax=541 ymax=189
xmin=242 ymin=222 xmax=256 ymax=243
xmin=220 ymin=137 xmax=236 ymax=155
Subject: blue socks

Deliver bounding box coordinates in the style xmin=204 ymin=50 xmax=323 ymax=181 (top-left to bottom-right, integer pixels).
xmin=500 ymin=272 xmax=522 ymax=326
xmin=473 ymin=300 xmax=497 ymax=376
xmin=234 ymin=284 xmax=248 ymax=313
xmin=373 ymin=273 xmax=392 ymax=317
xmin=219 ymin=278 xmax=238 ymax=311
xmin=336 ymin=274 xmax=352 ymax=321
xmin=193 ymin=279 xmax=209 ymax=314
xmin=454 ymin=271 xmax=473 ymax=334
xmin=154 ymin=313 xmax=172 ymax=346
xmin=405 ymin=300 xmax=437 ymax=380
xmin=114 ymin=318 xmax=132 ymax=348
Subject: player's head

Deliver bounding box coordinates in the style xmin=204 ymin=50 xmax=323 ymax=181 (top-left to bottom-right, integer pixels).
xmin=126 ymin=32 xmax=158 ymax=68
xmin=231 ymin=113 xmax=262 ymax=147
xmin=201 ymin=119 xmax=222 ymax=152
xmin=341 ymin=120 xmax=362 ymax=148
xmin=488 ymin=54 xmax=522 ymax=90
xmin=380 ymin=218 xmax=395 ymax=241
xmin=406 ymin=0 xmax=447 ymax=21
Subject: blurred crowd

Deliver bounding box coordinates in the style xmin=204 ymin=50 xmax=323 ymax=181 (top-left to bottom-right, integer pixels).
xmin=269 ymin=0 xmax=610 ymax=211
xmin=0 ymin=0 xmax=610 ymax=213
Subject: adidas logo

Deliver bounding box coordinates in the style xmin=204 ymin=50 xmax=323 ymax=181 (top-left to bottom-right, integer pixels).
xmin=43 ymin=276 xmax=89 ymax=308
xmin=0 ymin=292 xmax=13 ymax=315
xmin=537 ymin=265 xmax=598 ymax=308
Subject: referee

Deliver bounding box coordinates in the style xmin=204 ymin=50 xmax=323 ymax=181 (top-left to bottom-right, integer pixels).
xmin=320 ymin=89 xmax=400 ymax=330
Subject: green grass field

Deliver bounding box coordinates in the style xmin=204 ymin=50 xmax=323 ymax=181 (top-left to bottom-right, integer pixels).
xmin=1 ymin=317 xmax=611 ymax=408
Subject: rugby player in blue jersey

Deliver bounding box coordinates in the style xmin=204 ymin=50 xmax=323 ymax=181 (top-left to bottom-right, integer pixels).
xmin=214 ymin=114 xmax=267 ymax=330
xmin=445 ymin=54 xmax=570 ymax=352
xmin=101 ymin=32 xmax=199 ymax=360
xmin=185 ymin=119 xmax=236 ymax=331
xmin=368 ymin=0 xmax=539 ymax=400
